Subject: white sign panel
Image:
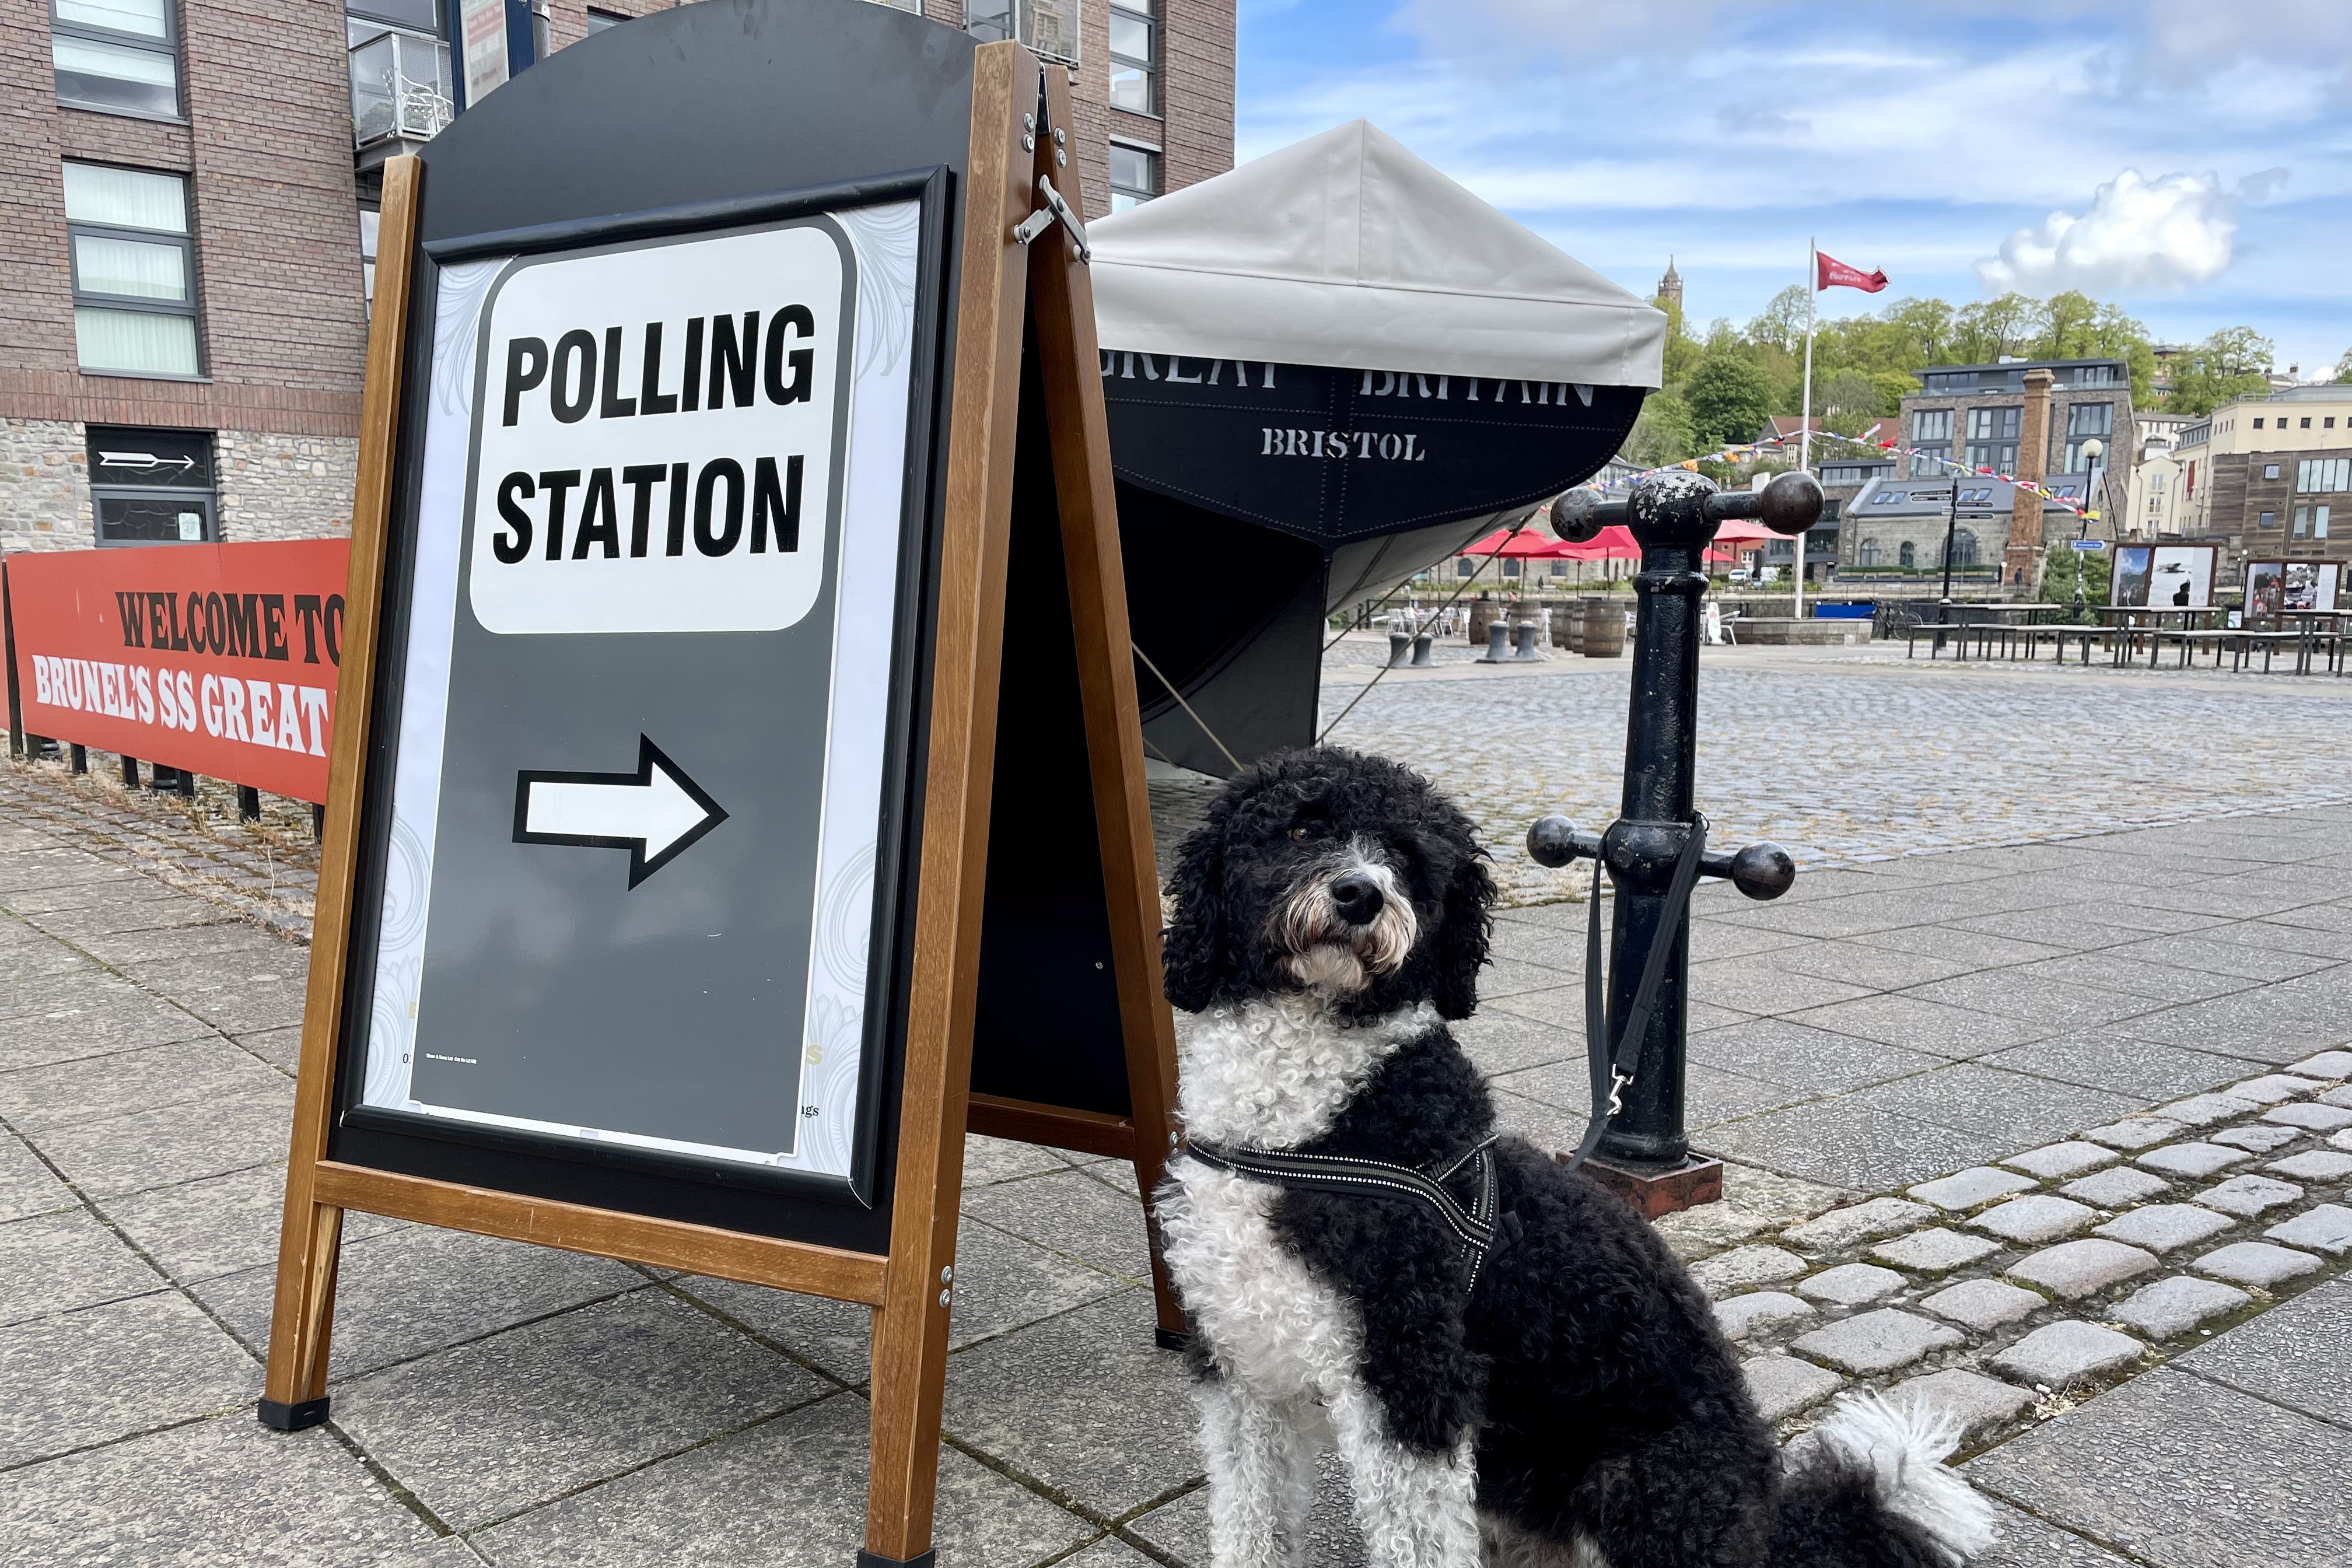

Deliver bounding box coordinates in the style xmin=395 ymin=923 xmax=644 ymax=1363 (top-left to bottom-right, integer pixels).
xmin=467 ymin=226 xmax=846 ymax=635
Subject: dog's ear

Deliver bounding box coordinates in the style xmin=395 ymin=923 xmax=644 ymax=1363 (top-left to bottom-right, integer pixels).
xmin=1161 ymin=821 xmax=1230 ymax=1013
xmin=1429 ymin=848 xmax=1496 ymax=1021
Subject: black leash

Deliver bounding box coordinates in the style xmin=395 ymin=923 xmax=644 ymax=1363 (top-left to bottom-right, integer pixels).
xmin=1185 ymin=1136 xmax=1503 ymax=1295
xmin=1561 ymin=813 xmax=1710 ymax=1175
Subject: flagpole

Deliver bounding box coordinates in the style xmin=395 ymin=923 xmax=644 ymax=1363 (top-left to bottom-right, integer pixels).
xmin=1794 ymin=238 xmax=1815 ymax=617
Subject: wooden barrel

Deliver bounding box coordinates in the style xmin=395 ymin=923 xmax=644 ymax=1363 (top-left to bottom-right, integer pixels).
xmin=1582 ymin=599 xmax=1625 ymax=657
xmin=1468 ymin=600 xmax=1502 ymax=645
xmin=1560 ymin=603 xmax=1584 ymax=652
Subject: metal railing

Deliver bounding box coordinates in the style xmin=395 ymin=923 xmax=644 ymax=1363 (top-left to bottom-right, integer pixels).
xmin=350 ymin=33 xmax=453 ymax=157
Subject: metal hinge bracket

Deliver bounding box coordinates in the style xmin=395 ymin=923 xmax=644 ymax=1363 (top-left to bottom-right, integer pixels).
xmin=1012 ymin=175 xmax=1090 ymax=263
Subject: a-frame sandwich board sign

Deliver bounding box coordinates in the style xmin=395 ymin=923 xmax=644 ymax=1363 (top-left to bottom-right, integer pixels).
xmin=258 ymin=5 xmax=1182 ymax=1561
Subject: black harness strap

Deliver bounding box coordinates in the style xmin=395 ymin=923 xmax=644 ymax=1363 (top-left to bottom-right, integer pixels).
xmin=1186 ymin=1136 xmax=1502 ymax=1295
xmin=1562 ymin=813 xmax=1710 ymax=1175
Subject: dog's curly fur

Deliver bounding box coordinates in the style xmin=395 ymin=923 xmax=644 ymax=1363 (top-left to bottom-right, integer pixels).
xmin=1156 ymin=747 xmax=1994 ymax=1568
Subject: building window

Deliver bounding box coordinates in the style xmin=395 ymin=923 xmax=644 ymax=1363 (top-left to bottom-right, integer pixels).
xmin=1455 ymin=557 xmax=1474 ymax=578
xmin=1913 ymin=410 xmax=1952 ymax=442
xmin=1898 ymin=541 xmax=1916 ymax=567
xmin=348 ymin=0 xmax=437 ymax=46
xmin=2296 ymin=458 xmax=2350 ymax=493
xmin=51 ymin=0 xmax=180 ymax=118
xmin=64 ymin=162 xmax=199 ymax=378
xmin=1964 ymin=405 xmax=2018 ymax=474
xmin=2264 ymin=463 xmax=2280 ymax=481
xmin=1108 ymin=141 xmax=1160 ymax=212
xmin=1858 ymin=539 xmax=1880 ymax=566
xmin=1108 ymin=0 xmax=1157 ymax=114
xmin=2259 ymin=511 xmax=2276 ymax=528
xmin=2301 ymin=417 xmax=2312 ymax=429
xmin=359 ymin=203 xmax=379 ymax=307
xmin=2060 ymin=401 xmax=2112 ymax=472
xmin=1909 ymin=445 xmax=1948 ymax=477
xmin=86 ymin=426 xmax=215 ymax=545
xmin=1948 ymin=528 xmax=1978 ymax=567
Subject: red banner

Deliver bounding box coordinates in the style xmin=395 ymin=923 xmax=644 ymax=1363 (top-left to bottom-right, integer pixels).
xmin=1817 ymin=251 xmax=1889 ymax=293
xmin=5 ymin=540 xmax=351 ymax=803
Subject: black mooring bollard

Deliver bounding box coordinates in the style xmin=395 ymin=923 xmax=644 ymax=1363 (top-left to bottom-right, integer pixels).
xmin=1388 ymin=631 xmax=1412 ymax=667
xmin=1410 ymin=632 xmax=1434 ymax=667
xmin=1527 ymin=470 xmax=1819 ymax=1213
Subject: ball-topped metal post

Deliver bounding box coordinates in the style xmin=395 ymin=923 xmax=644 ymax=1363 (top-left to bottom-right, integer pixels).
xmin=1531 ymin=468 xmax=1820 ymax=1214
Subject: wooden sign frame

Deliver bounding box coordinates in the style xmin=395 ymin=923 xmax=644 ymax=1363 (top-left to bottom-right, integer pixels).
xmin=262 ymin=43 xmax=1179 ymax=1568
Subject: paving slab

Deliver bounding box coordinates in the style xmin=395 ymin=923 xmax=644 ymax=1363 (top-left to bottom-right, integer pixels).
xmin=0 ymin=1412 xmax=464 ymax=1567
xmin=473 ymin=1391 xmax=1090 ymax=1568
xmin=1686 ymin=1020 xmax=1942 ymax=1096
xmin=2266 ymin=1101 xmax=2352 ymax=1131
xmin=2077 ymin=1117 xmax=2186 ymax=1151
xmin=2286 ymin=1049 xmax=2352 ymax=1077
xmin=939 ymin=1289 xmax=1199 ymax=1519
xmin=2107 ymin=1276 xmax=2252 ymax=1340
xmin=2337 ymin=1128 xmax=2352 ymax=1152
xmin=1889 ymin=1367 xmax=2033 ymax=1442
xmin=2090 ymin=1203 xmax=2237 ymax=1255
xmin=2150 ymin=1093 xmax=2265 ymax=1128
xmin=0 ymin=1208 xmax=167 ymax=1326
xmin=0 ymin=1035 xmax=287 ymax=1132
xmin=1713 ymin=1290 xmax=1816 ymax=1341
xmin=959 ymin=1168 xmax=1159 ymax=1283
xmin=2265 ymin=1149 xmax=2352 ymax=1182
xmin=2192 ymin=1174 xmax=2304 ymax=1216
xmin=0 ymin=1291 xmax=260 ymax=1468
xmin=96 ymin=1161 xmax=398 ymax=1285
xmin=1687 ymin=1245 xmax=1808 ymax=1298
xmin=674 ymin=1274 xmax=873 ymax=1385
xmin=1967 ymin=1370 xmax=2352 ymax=1568
xmin=1990 ymin=1321 xmax=2144 ymax=1388
xmin=1742 ymin=1353 xmax=1845 ymax=1422
xmin=1919 ymin=1278 xmax=2045 ymax=1331
xmin=2177 ymin=1277 xmax=2352 ymax=1428
xmin=1776 ymin=992 xmax=2051 ymax=1058
xmin=2210 ymin=1123 xmax=2300 ymax=1153
xmin=195 ymin=1226 xmax=647 ymax=1381
xmin=2191 ymin=1241 xmax=2324 ymax=1289
xmin=1780 ymin=1196 xmax=1934 ymax=1255
xmin=1969 ymin=1195 xmax=2096 ymax=1244
xmin=1908 ymin=1167 xmax=2037 ymax=1212
xmin=2263 ymin=1203 xmax=2352 ymax=1255
xmin=0 ymin=992 xmax=219 ymax=1072
xmin=26 ymin=1084 xmax=295 ymax=1198
xmin=2004 ymin=1239 xmax=2158 ymax=1300
xmin=2134 ymin=1142 xmax=2249 ymax=1178
xmin=2227 ymin=1073 xmax=2326 ymax=1104
xmin=1840 ymin=1062 xmax=2140 ymax=1146
xmin=334 ymin=1290 xmax=828 ymax=1529
xmin=0 ymin=1128 xmax=73 ymax=1223
xmin=1975 ymin=1500 xmax=2137 ymax=1568
xmin=2001 ymin=1141 xmax=2118 ymax=1180
xmin=1794 ymin=1263 xmax=1906 ymax=1307
xmin=1869 ymin=1226 xmax=2000 ymax=1273
xmin=2058 ymin=1166 xmax=2171 ymax=1208
xmin=1788 ymin=1308 xmax=1962 ymax=1375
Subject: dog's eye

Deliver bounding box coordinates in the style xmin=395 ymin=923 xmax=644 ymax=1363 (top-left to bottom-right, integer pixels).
xmin=1288 ymin=826 xmax=1310 ymax=842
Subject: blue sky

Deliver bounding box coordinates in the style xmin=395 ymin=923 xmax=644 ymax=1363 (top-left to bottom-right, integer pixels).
xmin=1234 ymin=1 xmax=2352 ymax=377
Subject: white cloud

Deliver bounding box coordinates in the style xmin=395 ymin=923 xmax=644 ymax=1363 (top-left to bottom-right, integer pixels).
xmin=1973 ymin=170 xmax=2241 ymax=295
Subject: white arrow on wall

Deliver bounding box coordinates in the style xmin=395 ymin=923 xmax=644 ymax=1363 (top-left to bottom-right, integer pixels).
xmin=513 ymin=735 xmax=727 ymax=888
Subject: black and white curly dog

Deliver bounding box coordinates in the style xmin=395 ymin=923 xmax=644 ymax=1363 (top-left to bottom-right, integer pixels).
xmin=1154 ymin=747 xmax=1994 ymax=1568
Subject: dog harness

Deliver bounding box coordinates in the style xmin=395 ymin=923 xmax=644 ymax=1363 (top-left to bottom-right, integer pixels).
xmin=1184 ymin=1135 xmax=1502 ymax=1296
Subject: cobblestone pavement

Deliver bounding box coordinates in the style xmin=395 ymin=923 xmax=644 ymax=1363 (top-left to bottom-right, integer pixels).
xmin=1317 ymin=634 xmax=2352 ymax=905
xmin=5 ymin=733 xmax=2352 ymax=1562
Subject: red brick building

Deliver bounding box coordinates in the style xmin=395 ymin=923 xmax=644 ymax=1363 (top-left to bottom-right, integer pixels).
xmin=1 ymin=0 xmax=1233 ymax=552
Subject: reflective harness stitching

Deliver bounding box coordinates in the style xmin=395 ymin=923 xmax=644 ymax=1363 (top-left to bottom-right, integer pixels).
xmin=1186 ymin=1135 xmax=1502 ymax=1296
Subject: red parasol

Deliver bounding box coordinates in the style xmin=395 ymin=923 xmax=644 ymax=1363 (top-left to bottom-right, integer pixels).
xmin=1462 ymin=527 xmax=1572 ymax=558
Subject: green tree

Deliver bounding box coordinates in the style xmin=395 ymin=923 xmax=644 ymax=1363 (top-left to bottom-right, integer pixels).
xmin=1654 ymin=294 xmax=1701 ymax=385
xmin=2165 ymin=327 xmax=2276 ymax=414
xmin=2039 ymin=542 xmax=2111 ymax=620
xmin=2336 ymin=348 xmax=2352 ymax=384
xmin=1625 ymin=391 xmax=1695 ymax=467
xmin=1816 ymin=369 xmax=1891 ymax=434
xmin=2032 ymin=290 xmax=2102 ymax=359
xmin=1684 ymin=351 xmax=1775 ymax=452
xmin=1951 ymin=293 xmax=2045 ymax=363
xmin=1746 ymin=285 xmax=1811 ymax=357
xmin=1878 ymin=298 xmax=1955 ymax=369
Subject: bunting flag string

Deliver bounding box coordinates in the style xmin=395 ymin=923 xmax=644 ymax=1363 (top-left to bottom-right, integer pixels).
xmin=1578 ymin=429 xmax=2093 ymax=518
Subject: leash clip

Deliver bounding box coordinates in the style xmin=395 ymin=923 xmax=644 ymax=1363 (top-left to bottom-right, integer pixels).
xmin=1606 ymin=1068 xmax=1631 ymax=1117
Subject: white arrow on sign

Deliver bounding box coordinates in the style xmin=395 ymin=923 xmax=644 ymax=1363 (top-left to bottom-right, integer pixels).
xmin=513 ymin=736 xmax=727 ymax=888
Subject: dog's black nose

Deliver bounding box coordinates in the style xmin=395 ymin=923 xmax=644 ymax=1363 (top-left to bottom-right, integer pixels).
xmin=1329 ymin=870 xmax=1384 ymax=926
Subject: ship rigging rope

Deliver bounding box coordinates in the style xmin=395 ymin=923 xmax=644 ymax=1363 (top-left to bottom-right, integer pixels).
xmin=1315 ymin=518 xmax=1527 ymax=746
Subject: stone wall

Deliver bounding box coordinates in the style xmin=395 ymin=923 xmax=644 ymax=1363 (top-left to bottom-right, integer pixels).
xmin=0 ymin=417 xmax=90 ymax=551
xmin=216 ymin=430 xmax=356 ymax=541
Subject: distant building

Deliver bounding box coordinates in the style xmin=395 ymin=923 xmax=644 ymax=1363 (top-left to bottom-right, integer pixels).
xmin=2166 ymin=384 xmax=2352 ymax=575
xmin=1656 ymin=258 xmax=1682 ymax=309
xmin=1836 ymin=473 xmax=2081 ymax=583
xmin=1 ymin=0 xmax=1237 ymax=552
xmin=2122 ymin=411 xmax=2197 ymax=542
xmin=1896 ymin=357 xmax=2134 ymax=587
xmin=1748 ymin=415 xmax=1900 ymax=583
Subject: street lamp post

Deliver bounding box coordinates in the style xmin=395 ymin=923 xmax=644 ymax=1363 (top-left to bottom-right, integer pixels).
xmin=1938 ymin=473 xmax=1962 ymax=607
xmin=2074 ymin=437 xmax=2105 ymax=622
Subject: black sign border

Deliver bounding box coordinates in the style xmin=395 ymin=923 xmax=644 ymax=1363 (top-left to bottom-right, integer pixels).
xmin=327 ymin=166 xmax=953 ymax=1254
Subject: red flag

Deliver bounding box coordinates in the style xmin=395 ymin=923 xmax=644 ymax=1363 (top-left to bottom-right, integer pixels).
xmin=1817 ymin=251 xmax=1888 ymax=293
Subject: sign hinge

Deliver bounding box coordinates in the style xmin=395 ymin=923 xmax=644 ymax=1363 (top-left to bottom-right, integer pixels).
xmin=1012 ymin=176 xmax=1090 ymax=264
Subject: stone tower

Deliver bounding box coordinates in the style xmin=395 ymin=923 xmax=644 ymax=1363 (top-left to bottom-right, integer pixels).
xmin=2003 ymin=368 xmax=2056 ymax=590
xmin=1656 ymin=257 xmax=1684 ymax=309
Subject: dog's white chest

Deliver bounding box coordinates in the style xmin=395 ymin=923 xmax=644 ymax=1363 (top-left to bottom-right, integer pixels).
xmin=1160 ymin=1158 xmax=1360 ymax=1405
